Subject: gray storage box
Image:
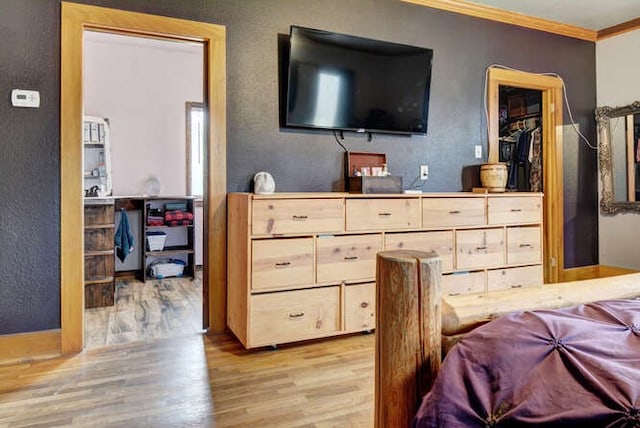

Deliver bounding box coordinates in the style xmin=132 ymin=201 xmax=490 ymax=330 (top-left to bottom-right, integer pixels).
xmin=347 ymin=176 xmax=403 ymax=194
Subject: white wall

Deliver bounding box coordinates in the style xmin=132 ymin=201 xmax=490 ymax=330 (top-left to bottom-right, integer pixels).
xmin=596 ymin=29 xmax=640 ymax=269
xmin=83 ymin=31 xmax=203 ymax=196
xmin=84 ymin=32 xmax=205 ymax=268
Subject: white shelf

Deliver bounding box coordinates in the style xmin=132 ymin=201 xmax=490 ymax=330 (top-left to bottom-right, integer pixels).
xmin=83 ymin=115 xmax=112 ymax=197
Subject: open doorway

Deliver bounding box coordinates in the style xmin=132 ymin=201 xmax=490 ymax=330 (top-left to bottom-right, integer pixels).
xmin=487 ymin=67 xmax=564 ymax=283
xmin=498 ymin=87 xmax=543 ymax=193
xmin=81 ymin=31 xmax=206 ymax=348
xmin=60 ymin=2 xmax=227 ymax=354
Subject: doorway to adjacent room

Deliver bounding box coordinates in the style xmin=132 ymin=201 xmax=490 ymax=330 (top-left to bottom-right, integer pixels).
xmin=81 ymin=30 xmax=206 ymax=348
xmin=60 ymin=2 xmax=227 ymax=354
xmin=486 ymin=67 xmax=564 ymax=283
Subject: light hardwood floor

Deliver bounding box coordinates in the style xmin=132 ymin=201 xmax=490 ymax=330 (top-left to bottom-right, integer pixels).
xmin=84 ymin=274 xmax=203 ymax=349
xmin=0 ymin=332 xmax=374 ymax=427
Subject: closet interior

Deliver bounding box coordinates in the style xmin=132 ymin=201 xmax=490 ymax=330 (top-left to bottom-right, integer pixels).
xmin=498 ymin=86 xmax=543 ymax=192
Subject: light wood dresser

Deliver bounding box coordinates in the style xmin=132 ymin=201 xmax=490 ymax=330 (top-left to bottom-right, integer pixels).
xmin=227 ymin=192 xmax=543 ymax=349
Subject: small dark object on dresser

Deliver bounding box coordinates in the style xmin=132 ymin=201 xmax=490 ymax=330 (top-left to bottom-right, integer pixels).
xmin=347 ymin=176 xmax=403 ymax=194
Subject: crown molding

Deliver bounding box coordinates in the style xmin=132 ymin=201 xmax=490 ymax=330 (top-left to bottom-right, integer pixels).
xmin=401 ymin=0 xmax=597 ymax=42
xmin=597 ymin=17 xmax=640 ymax=41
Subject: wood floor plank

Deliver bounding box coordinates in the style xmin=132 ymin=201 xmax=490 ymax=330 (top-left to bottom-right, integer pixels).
xmin=84 ymin=274 xmax=203 ymax=349
xmin=0 ymin=333 xmax=374 ymax=427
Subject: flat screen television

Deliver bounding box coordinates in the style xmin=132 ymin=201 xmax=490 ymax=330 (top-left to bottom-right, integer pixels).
xmin=285 ymin=26 xmax=433 ymax=135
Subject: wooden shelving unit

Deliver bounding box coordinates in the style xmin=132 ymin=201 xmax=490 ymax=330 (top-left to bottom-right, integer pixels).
xmin=84 ymin=200 xmax=115 ymax=308
xmin=142 ymin=197 xmax=195 ymax=282
xmin=83 ymin=116 xmax=112 ymax=197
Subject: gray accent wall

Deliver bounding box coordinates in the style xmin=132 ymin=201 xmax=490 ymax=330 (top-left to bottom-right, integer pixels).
xmin=0 ymin=0 xmax=61 ymax=334
xmin=0 ymin=0 xmax=598 ymax=334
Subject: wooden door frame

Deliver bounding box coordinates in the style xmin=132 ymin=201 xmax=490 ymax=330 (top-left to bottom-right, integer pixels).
xmin=61 ymin=2 xmax=227 ymax=353
xmin=487 ymin=67 xmax=563 ymax=283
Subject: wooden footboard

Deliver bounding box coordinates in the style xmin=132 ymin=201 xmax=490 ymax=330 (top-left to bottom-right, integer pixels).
xmin=375 ymin=250 xmax=640 ymax=428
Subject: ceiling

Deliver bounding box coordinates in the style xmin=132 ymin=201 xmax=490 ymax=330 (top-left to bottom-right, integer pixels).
xmin=467 ymin=0 xmax=640 ymax=31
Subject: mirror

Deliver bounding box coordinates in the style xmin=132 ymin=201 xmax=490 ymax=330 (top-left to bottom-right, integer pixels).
xmin=596 ymin=101 xmax=640 ymax=215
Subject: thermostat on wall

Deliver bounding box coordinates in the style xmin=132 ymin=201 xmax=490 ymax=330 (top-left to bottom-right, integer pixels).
xmin=11 ymin=89 xmax=40 ymax=108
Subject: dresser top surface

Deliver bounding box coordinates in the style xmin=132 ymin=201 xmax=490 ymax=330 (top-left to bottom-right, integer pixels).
xmin=235 ymin=192 xmax=543 ymax=200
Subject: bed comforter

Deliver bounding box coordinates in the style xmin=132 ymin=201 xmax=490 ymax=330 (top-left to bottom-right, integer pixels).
xmin=413 ymin=299 xmax=640 ymax=427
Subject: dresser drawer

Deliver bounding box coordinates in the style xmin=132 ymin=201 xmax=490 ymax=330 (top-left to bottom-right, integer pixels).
xmin=385 ymin=231 xmax=454 ymax=272
xmin=345 ymin=198 xmax=420 ymax=231
xmin=249 ymin=286 xmax=340 ymax=346
xmin=507 ymin=226 xmax=542 ymax=265
xmin=252 ymin=198 xmax=344 ymax=236
xmin=422 ymin=197 xmax=485 ymax=228
xmin=456 ymin=228 xmax=504 ymax=270
xmin=251 ymin=238 xmax=314 ymax=291
xmin=487 ymin=265 xmax=543 ymax=291
xmin=487 ymin=196 xmax=542 ymax=225
xmin=316 ymin=234 xmax=383 ymax=283
xmin=442 ymin=271 xmax=485 ymax=296
xmin=345 ymin=282 xmax=375 ymax=332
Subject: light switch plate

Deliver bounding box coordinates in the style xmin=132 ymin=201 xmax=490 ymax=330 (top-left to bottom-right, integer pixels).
xmin=11 ymin=89 xmax=40 ymax=108
xmin=475 ymin=145 xmax=482 ymax=159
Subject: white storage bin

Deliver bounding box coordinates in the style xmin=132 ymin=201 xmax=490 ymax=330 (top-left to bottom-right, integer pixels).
xmin=146 ymin=231 xmax=167 ymax=251
xmin=148 ymin=259 xmax=186 ymax=279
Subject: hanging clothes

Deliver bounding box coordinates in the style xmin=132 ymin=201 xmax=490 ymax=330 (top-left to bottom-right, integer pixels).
xmin=507 ymin=129 xmax=531 ymax=191
xmin=529 ymin=127 xmax=542 ymax=192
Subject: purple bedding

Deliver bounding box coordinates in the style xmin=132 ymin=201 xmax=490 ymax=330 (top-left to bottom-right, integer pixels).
xmin=413 ymin=299 xmax=640 ymax=427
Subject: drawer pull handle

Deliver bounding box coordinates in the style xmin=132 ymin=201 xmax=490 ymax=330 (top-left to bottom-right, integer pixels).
xmin=360 ymin=302 xmax=369 ymax=308
xmin=519 ymin=243 xmax=532 ymax=248
xmin=476 ymin=246 xmax=488 ymax=250
xmin=510 ymin=209 xmax=522 ymax=212
xmin=448 ymin=292 xmax=460 ymax=296
xmin=344 ymin=256 xmax=359 ymax=261
xmin=275 ymin=261 xmax=291 ymax=267
xmin=292 ymin=215 xmax=308 ymax=221
xmin=511 ymin=284 xmax=523 ymax=288
xmin=289 ymin=312 xmax=304 ymax=318
xmin=449 ymin=210 xmax=461 ymax=214
xmin=378 ymin=212 xmax=392 ymax=217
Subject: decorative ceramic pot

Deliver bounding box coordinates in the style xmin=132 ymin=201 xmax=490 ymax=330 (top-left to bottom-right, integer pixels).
xmin=480 ymin=163 xmax=508 ymax=192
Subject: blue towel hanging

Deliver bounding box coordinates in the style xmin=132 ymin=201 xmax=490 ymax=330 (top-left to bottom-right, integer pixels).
xmin=114 ymin=208 xmax=135 ymax=263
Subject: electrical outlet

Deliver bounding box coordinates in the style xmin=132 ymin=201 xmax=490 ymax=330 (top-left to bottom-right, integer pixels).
xmin=420 ymin=165 xmax=429 ymax=180
xmin=475 ymin=145 xmax=482 ymax=159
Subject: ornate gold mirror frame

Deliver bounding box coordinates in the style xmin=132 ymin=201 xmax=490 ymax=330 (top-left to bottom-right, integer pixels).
xmin=595 ymin=101 xmax=640 ymax=215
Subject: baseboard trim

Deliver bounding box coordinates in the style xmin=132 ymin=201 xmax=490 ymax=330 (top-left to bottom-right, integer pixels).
xmin=597 ymin=265 xmax=638 ymax=278
xmin=560 ymin=265 xmax=638 ymax=282
xmin=560 ymin=265 xmax=599 ymax=282
xmin=0 ymin=329 xmax=61 ymax=366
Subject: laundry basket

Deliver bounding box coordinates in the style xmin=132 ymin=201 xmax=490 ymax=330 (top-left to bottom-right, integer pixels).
xmin=146 ymin=231 xmax=167 ymax=251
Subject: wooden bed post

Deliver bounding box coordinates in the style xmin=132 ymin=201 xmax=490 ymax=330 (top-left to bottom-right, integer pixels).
xmin=375 ymin=250 xmax=442 ymax=428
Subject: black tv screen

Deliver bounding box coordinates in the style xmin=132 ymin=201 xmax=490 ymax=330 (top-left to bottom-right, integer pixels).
xmin=285 ymin=26 xmax=433 ymax=135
